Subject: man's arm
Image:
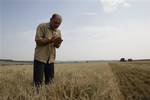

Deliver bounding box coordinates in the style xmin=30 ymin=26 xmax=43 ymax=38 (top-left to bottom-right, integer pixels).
xmin=36 ymin=37 xmax=56 ymax=46
xmin=35 ymin=24 xmax=56 ymax=46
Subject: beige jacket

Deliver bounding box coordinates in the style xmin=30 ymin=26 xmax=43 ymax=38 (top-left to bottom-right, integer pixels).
xmin=34 ymin=23 xmax=62 ymax=63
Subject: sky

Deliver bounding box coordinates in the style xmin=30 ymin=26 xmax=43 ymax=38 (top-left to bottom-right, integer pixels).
xmin=0 ymin=0 xmax=150 ymax=61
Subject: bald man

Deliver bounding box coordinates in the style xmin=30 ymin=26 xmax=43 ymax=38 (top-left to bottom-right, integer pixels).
xmin=33 ymin=13 xmax=63 ymax=86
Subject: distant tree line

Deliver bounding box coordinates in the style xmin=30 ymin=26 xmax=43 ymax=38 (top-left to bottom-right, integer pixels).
xmin=120 ymin=58 xmax=133 ymax=62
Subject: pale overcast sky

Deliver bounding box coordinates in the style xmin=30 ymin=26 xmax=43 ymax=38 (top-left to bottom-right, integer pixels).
xmin=0 ymin=0 xmax=150 ymax=61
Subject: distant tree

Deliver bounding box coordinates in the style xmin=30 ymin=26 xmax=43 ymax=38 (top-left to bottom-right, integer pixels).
xmin=120 ymin=58 xmax=126 ymax=62
xmin=128 ymin=59 xmax=133 ymax=62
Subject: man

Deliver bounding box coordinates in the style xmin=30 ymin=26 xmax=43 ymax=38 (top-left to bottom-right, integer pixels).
xmin=33 ymin=13 xmax=63 ymax=86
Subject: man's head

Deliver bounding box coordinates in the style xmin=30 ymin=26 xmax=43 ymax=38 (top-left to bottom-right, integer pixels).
xmin=50 ymin=13 xmax=62 ymax=30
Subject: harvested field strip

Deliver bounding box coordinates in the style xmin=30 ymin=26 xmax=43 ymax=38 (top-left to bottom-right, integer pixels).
xmin=109 ymin=62 xmax=150 ymax=100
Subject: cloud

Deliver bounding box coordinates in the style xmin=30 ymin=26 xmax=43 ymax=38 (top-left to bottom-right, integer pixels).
xmin=80 ymin=26 xmax=124 ymax=39
xmin=60 ymin=25 xmax=128 ymax=61
xmin=63 ymin=25 xmax=127 ymax=45
xmin=100 ymin=0 xmax=130 ymax=13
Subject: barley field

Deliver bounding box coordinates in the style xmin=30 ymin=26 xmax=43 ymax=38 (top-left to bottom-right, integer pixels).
xmin=0 ymin=61 xmax=150 ymax=100
xmin=110 ymin=61 xmax=150 ymax=100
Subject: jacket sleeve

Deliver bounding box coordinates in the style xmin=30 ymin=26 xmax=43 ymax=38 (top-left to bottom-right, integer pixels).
xmin=55 ymin=30 xmax=63 ymax=48
xmin=35 ymin=24 xmax=45 ymax=41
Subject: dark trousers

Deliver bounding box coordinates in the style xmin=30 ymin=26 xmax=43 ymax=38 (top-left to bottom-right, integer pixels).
xmin=33 ymin=60 xmax=54 ymax=86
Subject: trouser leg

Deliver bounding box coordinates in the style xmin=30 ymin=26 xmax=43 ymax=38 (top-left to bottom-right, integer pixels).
xmin=33 ymin=60 xmax=44 ymax=86
xmin=45 ymin=63 xmax=54 ymax=84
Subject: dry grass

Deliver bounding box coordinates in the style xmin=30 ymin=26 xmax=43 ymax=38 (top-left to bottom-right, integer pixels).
xmin=0 ymin=62 xmax=122 ymax=100
xmin=0 ymin=61 xmax=149 ymax=100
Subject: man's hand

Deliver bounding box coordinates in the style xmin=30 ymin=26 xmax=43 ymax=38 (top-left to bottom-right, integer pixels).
xmin=53 ymin=37 xmax=63 ymax=48
xmin=36 ymin=36 xmax=62 ymax=46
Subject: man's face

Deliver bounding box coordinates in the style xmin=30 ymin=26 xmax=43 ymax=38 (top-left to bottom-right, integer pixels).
xmin=50 ymin=17 xmax=62 ymax=30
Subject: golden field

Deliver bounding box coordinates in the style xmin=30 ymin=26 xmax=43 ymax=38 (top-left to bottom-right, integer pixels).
xmin=0 ymin=61 xmax=150 ymax=100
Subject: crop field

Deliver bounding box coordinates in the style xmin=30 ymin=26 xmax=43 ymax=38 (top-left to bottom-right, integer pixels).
xmin=0 ymin=61 xmax=150 ymax=100
xmin=110 ymin=61 xmax=150 ymax=100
